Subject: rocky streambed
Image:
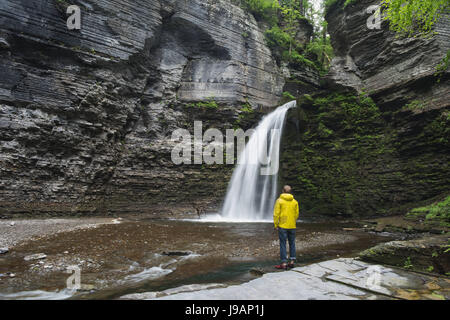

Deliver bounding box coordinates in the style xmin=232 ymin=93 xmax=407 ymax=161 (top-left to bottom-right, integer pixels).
xmin=0 ymin=215 xmax=400 ymax=300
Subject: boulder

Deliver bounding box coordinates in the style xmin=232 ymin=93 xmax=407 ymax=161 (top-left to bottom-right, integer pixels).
xmin=359 ymin=234 xmax=450 ymax=275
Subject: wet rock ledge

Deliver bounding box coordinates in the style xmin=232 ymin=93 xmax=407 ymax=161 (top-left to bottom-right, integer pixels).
xmin=120 ymin=258 xmax=449 ymax=300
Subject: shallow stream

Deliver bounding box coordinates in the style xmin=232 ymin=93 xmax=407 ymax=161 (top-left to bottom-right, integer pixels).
xmin=0 ymin=217 xmax=395 ymax=300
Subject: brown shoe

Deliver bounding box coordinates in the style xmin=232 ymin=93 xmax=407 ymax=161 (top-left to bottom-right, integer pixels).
xmin=288 ymin=261 xmax=295 ymax=269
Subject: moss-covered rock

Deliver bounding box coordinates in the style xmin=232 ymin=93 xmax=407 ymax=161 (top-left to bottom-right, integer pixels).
xmin=279 ymin=91 xmax=450 ymax=218
xmin=406 ymin=196 xmax=450 ymax=228
xmin=359 ymin=234 xmax=450 ymax=275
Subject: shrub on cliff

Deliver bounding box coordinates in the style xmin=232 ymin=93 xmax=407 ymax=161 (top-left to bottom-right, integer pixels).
xmin=242 ymin=0 xmax=279 ymax=25
xmin=382 ymin=0 xmax=450 ymax=36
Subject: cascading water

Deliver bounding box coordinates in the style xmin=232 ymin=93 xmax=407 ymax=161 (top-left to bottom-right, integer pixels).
xmin=220 ymin=100 xmax=297 ymax=222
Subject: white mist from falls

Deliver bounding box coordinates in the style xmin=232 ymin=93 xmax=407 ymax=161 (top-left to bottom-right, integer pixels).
xmin=218 ymin=100 xmax=297 ymax=222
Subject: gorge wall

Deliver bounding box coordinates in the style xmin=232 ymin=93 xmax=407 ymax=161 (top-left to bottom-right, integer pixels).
xmin=280 ymin=0 xmax=449 ymax=218
xmin=0 ymin=0 xmax=300 ymax=217
xmin=1 ymin=0 xmax=448 ymax=219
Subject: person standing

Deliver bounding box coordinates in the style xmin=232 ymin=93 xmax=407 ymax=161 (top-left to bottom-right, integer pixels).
xmin=273 ymin=185 xmax=299 ymax=270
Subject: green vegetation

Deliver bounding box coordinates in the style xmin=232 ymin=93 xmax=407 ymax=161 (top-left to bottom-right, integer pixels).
xmin=265 ymin=26 xmax=292 ymax=50
xmin=280 ymin=92 xmax=394 ymax=216
xmin=431 ymin=293 xmax=445 ymax=300
xmin=406 ymin=196 xmax=450 ymax=227
xmin=403 ymin=257 xmax=413 ymax=269
xmin=188 ymin=98 xmax=219 ymax=109
xmin=233 ymin=101 xmax=257 ymax=129
xmin=325 ymin=0 xmax=450 ymax=37
xmin=381 ymin=0 xmax=450 ymax=36
xmin=423 ymin=111 xmax=450 ymax=145
xmin=282 ymin=91 xmax=296 ymax=101
xmin=318 ymin=121 xmax=333 ymax=138
xmin=403 ymin=100 xmax=428 ymax=111
xmin=241 ymin=0 xmax=334 ymax=74
xmin=240 ymin=101 xmax=254 ymax=114
xmin=435 ymin=50 xmax=450 ymax=83
xmin=242 ymin=0 xmax=280 ymax=26
xmin=444 ymin=244 xmax=450 ymax=254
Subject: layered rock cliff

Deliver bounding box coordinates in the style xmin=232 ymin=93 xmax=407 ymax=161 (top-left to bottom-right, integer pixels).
xmin=280 ymin=0 xmax=449 ymax=218
xmin=325 ymin=0 xmax=450 ymax=109
xmin=0 ymin=0 xmax=294 ymax=217
xmin=1 ymin=0 xmax=447 ymax=219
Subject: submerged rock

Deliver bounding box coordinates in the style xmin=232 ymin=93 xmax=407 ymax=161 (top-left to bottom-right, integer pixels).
xmin=162 ymin=251 xmax=192 ymax=257
xmin=249 ymin=267 xmax=266 ymax=276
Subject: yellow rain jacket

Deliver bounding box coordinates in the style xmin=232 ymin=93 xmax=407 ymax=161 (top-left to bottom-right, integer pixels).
xmin=273 ymin=193 xmax=299 ymax=229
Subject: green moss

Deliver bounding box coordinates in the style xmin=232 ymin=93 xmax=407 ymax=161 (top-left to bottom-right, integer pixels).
xmin=282 ymin=91 xmax=296 ymax=101
xmin=318 ymin=122 xmax=333 ymax=138
xmin=240 ymin=102 xmax=254 ymax=114
xmin=281 ymin=90 xmax=449 ymax=218
xmin=431 ymin=293 xmax=445 ymax=300
xmin=435 ymin=51 xmax=450 ymax=83
xmin=188 ymin=98 xmax=219 ymax=109
xmin=403 ymin=100 xmax=427 ymax=111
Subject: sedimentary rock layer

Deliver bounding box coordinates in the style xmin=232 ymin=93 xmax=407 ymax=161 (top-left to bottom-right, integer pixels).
xmin=0 ymin=0 xmax=286 ymax=216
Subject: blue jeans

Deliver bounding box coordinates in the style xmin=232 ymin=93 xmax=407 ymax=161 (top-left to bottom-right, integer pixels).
xmin=278 ymin=228 xmax=296 ymax=263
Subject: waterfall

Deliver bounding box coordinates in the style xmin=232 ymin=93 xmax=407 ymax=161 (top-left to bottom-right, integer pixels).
xmin=220 ymin=100 xmax=296 ymax=222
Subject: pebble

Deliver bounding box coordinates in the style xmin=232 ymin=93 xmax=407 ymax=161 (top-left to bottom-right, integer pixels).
xmin=24 ymin=253 xmax=47 ymax=261
xmin=9 ymin=222 xmax=15 ymax=226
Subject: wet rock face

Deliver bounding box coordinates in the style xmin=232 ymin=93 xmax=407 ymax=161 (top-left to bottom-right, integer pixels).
xmin=125 ymin=258 xmax=450 ymax=300
xmin=325 ymin=0 xmax=450 ymax=109
xmin=278 ymin=0 xmax=449 ymax=218
xmin=0 ymin=0 xmax=285 ymax=217
xmin=280 ymin=91 xmax=449 ymax=218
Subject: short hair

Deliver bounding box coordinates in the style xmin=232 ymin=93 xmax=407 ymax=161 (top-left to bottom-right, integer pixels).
xmin=282 ymin=185 xmax=292 ymax=193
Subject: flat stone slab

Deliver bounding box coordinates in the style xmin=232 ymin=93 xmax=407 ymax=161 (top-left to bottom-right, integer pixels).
xmin=316 ymin=259 xmax=450 ymax=300
xmin=121 ymin=258 xmax=450 ymax=300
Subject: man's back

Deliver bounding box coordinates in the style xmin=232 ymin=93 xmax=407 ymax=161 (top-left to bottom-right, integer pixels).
xmin=273 ymin=193 xmax=299 ymax=229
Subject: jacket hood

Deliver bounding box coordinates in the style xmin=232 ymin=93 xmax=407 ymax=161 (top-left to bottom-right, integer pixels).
xmin=280 ymin=193 xmax=294 ymax=201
